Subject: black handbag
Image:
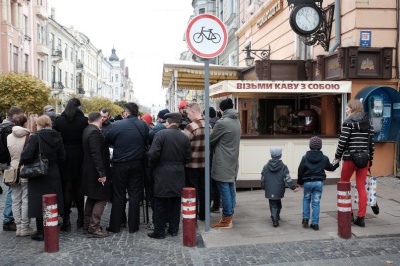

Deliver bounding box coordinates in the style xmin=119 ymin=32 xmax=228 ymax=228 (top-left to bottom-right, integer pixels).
xmin=351 ymin=151 xmax=369 ymax=168
xmin=20 ymin=134 xmax=49 ymax=179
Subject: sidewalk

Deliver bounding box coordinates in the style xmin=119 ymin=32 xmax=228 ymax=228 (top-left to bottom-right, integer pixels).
xmin=198 ymin=176 xmax=400 ymax=248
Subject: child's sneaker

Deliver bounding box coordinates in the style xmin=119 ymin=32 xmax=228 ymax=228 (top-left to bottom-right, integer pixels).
xmin=302 ymin=219 xmax=309 ymax=227
xmin=310 ymin=224 xmax=319 ymax=231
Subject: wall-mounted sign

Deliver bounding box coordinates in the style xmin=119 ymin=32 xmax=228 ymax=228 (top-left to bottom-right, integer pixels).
xmin=360 ymin=30 xmax=371 ymax=47
xmin=256 ymin=0 xmax=283 ymax=28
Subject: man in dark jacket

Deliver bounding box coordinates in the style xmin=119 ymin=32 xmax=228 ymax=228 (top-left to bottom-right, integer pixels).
xmin=43 ymin=105 xmax=57 ymax=127
xmin=100 ymin=108 xmax=112 ymax=137
xmin=147 ymin=112 xmax=191 ymax=239
xmin=81 ymin=112 xmax=111 ymax=238
xmin=1 ymin=106 xmax=24 ymax=231
xmin=105 ymin=102 xmax=149 ymax=234
xmin=149 ymin=109 xmax=169 ymax=144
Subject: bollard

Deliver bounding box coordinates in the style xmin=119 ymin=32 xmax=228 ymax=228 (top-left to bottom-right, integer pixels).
xmin=337 ymin=182 xmax=352 ymax=239
xmin=43 ymin=194 xmax=59 ymax=253
xmin=182 ymin=187 xmax=196 ymax=247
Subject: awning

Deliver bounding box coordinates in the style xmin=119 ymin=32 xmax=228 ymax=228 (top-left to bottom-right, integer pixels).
xmin=162 ymin=60 xmax=245 ymax=90
xmin=210 ymin=80 xmax=352 ymax=98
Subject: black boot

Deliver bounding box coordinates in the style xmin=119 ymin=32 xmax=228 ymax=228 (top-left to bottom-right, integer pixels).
xmin=61 ymin=216 xmax=71 ymax=232
xmin=31 ymin=217 xmax=44 ymax=241
xmin=353 ymin=216 xmax=365 ymax=227
xmin=77 ymin=213 xmax=84 ymax=229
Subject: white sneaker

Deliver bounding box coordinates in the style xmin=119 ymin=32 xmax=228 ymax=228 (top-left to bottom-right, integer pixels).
xmin=20 ymin=227 xmax=37 ymax=237
xmin=16 ymin=225 xmax=21 ymax=237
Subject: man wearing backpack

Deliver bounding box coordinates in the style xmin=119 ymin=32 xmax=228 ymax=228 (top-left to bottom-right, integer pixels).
xmin=0 ymin=106 xmax=24 ymax=231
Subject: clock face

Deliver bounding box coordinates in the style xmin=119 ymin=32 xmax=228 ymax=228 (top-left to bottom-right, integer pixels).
xmin=295 ymin=6 xmax=320 ymax=32
xmin=290 ymin=4 xmax=323 ymax=36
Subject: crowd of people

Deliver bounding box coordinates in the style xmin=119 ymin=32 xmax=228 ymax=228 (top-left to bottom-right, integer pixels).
xmin=0 ymin=97 xmax=374 ymax=242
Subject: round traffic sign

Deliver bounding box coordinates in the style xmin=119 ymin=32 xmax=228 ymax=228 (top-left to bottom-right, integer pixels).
xmin=186 ymin=14 xmax=227 ymax=59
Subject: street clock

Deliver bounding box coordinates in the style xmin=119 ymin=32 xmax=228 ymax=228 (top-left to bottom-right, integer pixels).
xmin=289 ymin=3 xmax=323 ymax=36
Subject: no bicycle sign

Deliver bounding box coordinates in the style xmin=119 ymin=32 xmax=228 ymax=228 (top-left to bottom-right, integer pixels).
xmin=185 ymin=14 xmax=227 ymax=59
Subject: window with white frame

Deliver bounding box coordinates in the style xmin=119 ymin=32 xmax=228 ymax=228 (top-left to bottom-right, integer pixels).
xmin=219 ymin=0 xmax=224 ymax=21
xmin=24 ymin=15 xmax=28 ymax=35
xmin=37 ymin=24 xmax=43 ymax=43
xmin=24 ymin=54 xmax=29 ymax=72
xmin=228 ymin=0 xmax=234 ymax=16
xmin=65 ymin=71 xmax=68 ymax=87
xmin=13 ymin=46 xmax=18 ymax=73
xmin=65 ymin=43 xmax=68 ymax=60
xmin=199 ymin=8 xmax=205 ymax=14
xmin=229 ymin=53 xmax=235 ymax=66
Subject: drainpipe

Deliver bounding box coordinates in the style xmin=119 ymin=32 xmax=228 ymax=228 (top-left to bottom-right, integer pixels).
xmin=329 ymin=0 xmax=341 ymax=53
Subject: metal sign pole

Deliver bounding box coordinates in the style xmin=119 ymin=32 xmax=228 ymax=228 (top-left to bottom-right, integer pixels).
xmin=204 ymin=59 xmax=211 ymax=232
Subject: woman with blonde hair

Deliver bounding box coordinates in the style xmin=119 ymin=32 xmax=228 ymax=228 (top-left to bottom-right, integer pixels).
xmin=7 ymin=114 xmax=36 ymax=237
xmin=20 ymin=115 xmax=66 ymax=241
xmin=334 ymin=99 xmax=374 ymax=227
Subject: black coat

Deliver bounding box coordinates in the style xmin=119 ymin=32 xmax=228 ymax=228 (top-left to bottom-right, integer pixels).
xmin=20 ymin=129 xmax=66 ymax=218
xmin=105 ymin=116 xmax=149 ymax=163
xmin=54 ymin=109 xmax=88 ymax=181
xmin=80 ymin=125 xmax=111 ymax=200
xmin=148 ymin=125 xmax=191 ymax=197
xmin=297 ymin=150 xmax=339 ymax=185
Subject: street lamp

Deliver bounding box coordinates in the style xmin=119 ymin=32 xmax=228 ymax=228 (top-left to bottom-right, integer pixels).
xmin=242 ymin=45 xmax=271 ymax=66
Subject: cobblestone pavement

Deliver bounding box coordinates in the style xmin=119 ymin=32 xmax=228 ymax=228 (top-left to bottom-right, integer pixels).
xmin=0 ymin=177 xmax=399 ymax=265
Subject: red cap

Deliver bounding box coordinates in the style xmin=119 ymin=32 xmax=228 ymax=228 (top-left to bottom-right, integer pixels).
xmin=141 ymin=114 xmax=153 ymax=126
xmin=178 ymin=100 xmax=188 ymax=110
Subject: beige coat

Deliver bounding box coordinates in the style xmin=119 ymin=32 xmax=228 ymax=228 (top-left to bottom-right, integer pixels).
xmin=7 ymin=126 xmax=30 ymax=183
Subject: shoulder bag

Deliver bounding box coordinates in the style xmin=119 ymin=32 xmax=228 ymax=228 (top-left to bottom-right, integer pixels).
xmin=3 ymin=134 xmax=30 ymax=186
xmin=350 ymin=126 xmax=372 ymax=168
xmin=20 ymin=134 xmax=49 ymax=179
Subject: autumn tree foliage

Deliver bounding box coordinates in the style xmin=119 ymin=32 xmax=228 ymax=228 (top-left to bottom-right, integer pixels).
xmin=0 ymin=73 xmax=50 ymax=114
xmin=79 ymin=97 xmax=124 ymax=116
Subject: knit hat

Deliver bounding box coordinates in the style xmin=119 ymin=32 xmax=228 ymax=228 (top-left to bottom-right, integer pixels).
xmin=202 ymin=107 xmax=217 ymax=118
xmin=270 ymin=147 xmax=282 ymax=159
xmin=178 ymin=100 xmax=188 ymax=110
xmin=141 ymin=114 xmax=153 ymax=126
xmin=44 ymin=105 xmax=54 ymax=112
xmin=309 ymin=136 xmax=322 ymax=150
xmin=157 ymin=109 xmax=170 ymax=120
xmin=219 ymin=98 xmax=234 ymax=111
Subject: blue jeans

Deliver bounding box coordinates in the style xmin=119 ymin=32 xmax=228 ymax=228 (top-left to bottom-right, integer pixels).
xmin=3 ymin=186 xmax=14 ymax=223
xmin=217 ymin=181 xmax=236 ymax=217
xmin=302 ymin=181 xmax=323 ymax=225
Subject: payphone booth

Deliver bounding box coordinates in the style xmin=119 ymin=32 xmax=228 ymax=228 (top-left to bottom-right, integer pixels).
xmin=356 ymin=86 xmax=400 ymax=175
xmin=356 ymin=86 xmax=400 ymax=142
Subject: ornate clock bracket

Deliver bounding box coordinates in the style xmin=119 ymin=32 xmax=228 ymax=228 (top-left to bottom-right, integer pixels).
xmin=301 ymin=3 xmax=335 ymax=51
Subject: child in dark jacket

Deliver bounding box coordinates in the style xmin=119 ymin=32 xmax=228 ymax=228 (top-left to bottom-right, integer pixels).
xmin=297 ymin=136 xmax=339 ymax=231
xmin=261 ymin=147 xmax=299 ymax=227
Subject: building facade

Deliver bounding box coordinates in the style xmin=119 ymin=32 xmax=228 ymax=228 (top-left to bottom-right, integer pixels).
xmin=1 ymin=2 xmax=134 ymax=104
xmin=1 ymin=0 xmax=35 ymax=75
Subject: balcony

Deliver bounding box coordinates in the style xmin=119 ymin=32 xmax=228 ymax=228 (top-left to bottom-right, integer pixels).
xmin=78 ymin=88 xmax=85 ymax=94
xmin=35 ymin=5 xmax=48 ymax=20
xmin=52 ymin=49 xmax=62 ymax=57
xmin=76 ymin=62 xmax=84 ymax=71
xmin=52 ymin=82 xmax=64 ymax=90
xmin=36 ymin=43 xmax=49 ymax=56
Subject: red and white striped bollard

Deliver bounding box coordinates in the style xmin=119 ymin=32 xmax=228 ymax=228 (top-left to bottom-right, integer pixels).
xmin=182 ymin=187 xmax=196 ymax=247
xmin=43 ymin=194 xmax=59 ymax=253
xmin=337 ymin=181 xmax=352 ymax=239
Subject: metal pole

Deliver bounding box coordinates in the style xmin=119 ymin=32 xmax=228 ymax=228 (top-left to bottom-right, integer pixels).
xmin=174 ymin=70 xmax=178 ymax=112
xmin=204 ymin=59 xmax=210 ymax=232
